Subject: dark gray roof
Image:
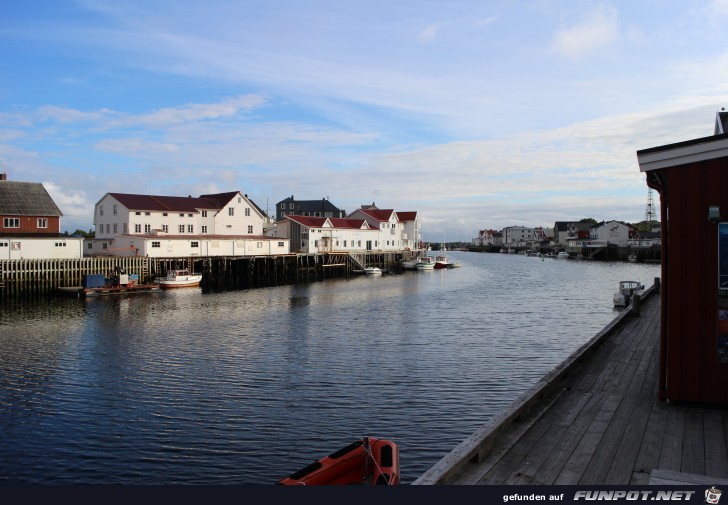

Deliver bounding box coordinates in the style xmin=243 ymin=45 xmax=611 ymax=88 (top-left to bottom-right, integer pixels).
xmin=0 ymin=181 xmax=63 ymax=216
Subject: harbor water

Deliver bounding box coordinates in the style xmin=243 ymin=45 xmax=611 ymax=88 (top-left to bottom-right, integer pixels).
xmin=0 ymin=252 xmax=660 ymax=484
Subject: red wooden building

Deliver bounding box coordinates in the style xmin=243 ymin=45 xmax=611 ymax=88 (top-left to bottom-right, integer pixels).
xmin=0 ymin=174 xmax=62 ymax=237
xmin=637 ymin=110 xmax=728 ymax=405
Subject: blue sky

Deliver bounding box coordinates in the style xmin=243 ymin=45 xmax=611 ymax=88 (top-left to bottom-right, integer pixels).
xmin=2 ymin=0 xmax=728 ymax=241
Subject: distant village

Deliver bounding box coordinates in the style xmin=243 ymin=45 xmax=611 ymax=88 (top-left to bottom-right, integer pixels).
xmin=471 ymin=216 xmax=661 ymax=260
xmin=0 ymin=172 xmax=660 ymax=261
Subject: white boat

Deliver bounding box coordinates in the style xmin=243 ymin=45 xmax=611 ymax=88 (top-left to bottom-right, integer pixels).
xmin=556 ymin=251 xmax=569 ymax=259
xmin=157 ymin=269 xmax=202 ymax=289
xmin=416 ymin=257 xmax=436 ymax=270
xmin=363 ymin=267 xmax=382 ymax=276
xmin=613 ymin=280 xmax=644 ymax=307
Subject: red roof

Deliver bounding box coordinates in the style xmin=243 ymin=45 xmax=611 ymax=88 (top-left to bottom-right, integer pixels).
xmin=108 ymin=192 xmax=236 ymax=212
xmin=396 ymin=211 xmax=418 ymax=221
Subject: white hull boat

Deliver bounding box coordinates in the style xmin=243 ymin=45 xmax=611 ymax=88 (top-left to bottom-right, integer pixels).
xmin=157 ymin=269 xmax=202 ymax=289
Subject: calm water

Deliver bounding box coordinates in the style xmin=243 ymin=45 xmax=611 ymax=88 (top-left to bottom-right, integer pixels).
xmin=0 ymin=252 xmax=659 ymax=484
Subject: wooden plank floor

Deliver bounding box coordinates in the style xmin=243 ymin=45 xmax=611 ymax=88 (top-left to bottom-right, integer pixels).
xmin=448 ymin=294 xmax=728 ymax=485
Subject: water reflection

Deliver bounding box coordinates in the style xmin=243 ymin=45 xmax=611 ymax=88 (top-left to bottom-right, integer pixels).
xmin=0 ymin=252 xmax=660 ymax=484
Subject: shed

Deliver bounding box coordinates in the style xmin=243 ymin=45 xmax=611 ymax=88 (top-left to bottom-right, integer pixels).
xmin=636 ymin=110 xmax=728 ymax=405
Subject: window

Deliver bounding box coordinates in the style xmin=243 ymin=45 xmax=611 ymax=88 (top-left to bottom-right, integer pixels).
xmin=247 ymin=225 xmax=253 ymax=234
xmin=188 ymin=214 xmax=193 ymax=217
xmin=278 ymin=242 xmax=284 ymax=247
xmin=134 ymin=224 xmax=141 ymax=233
xmin=55 ymin=242 xmax=66 ymax=247
xmin=0 ymin=242 xmax=8 ymax=247
xmin=102 ymin=243 xmax=108 ymax=249
xmin=245 ymin=208 xmax=250 ymax=216
xmin=281 ymin=203 xmax=285 ymax=209
xmin=228 ymin=207 xmax=234 ymax=216
xmin=179 ymin=213 xmax=185 ymax=217
xmin=3 ymin=218 xmax=19 ymax=228
xmin=99 ymin=205 xmax=104 ymax=216
xmin=113 ymin=205 xmax=117 ymax=215
xmin=257 ymin=242 xmax=263 ymax=248
xmin=152 ymin=241 xmax=160 ymax=248
xmin=145 ymin=212 xmax=150 ymax=216
xmin=178 ymin=225 xmax=185 ymax=233
xmin=162 ymin=225 xmax=168 ymax=233
xmin=201 ymin=226 xmax=207 ymax=234
xmin=144 ymin=224 xmax=151 ymax=233
xmin=113 ymin=224 xmax=118 ymax=233
xmin=202 ymin=210 xmax=207 ymax=218
xmin=187 ymin=224 xmax=193 ymax=233
xmin=238 ymin=197 xmax=242 ymax=203
xmin=163 ymin=212 xmax=168 ymax=216
xmin=37 ymin=218 xmax=48 ymax=228
xmin=135 ymin=211 xmax=141 ymax=216
xmin=106 ymin=224 xmax=111 ymax=233
xmin=191 ymin=241 xmax=199 ymax=248
xmin=87 ymin=243 xmax=92 ymax=249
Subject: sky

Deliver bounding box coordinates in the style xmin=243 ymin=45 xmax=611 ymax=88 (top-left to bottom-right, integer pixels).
xmin=2 ymin=1 xmax=728 ymax=242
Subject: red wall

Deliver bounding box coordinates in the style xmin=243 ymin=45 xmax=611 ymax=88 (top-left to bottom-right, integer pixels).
xmin=661 ymin=156 xmax=728 ymax=404
xmin=0 ymin=215 xmax=60 ymax=236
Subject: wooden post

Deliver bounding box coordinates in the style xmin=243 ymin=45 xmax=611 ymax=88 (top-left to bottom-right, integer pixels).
xmin=631 ymin=293 xmax=641 ymax=317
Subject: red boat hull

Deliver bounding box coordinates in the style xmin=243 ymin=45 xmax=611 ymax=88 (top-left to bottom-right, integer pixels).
xmin=277 ymin=437 xmax=399 ymax=485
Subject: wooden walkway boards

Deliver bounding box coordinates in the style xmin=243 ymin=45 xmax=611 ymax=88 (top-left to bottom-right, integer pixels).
xmin=415 ymin=292 xmax=728 ymax=485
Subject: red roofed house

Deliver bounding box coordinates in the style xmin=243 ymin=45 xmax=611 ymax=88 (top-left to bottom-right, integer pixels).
xmin=89 ymin=191 xmax=289 ymax=257
xmin=346 ymin=205 xmax=422 ymax=251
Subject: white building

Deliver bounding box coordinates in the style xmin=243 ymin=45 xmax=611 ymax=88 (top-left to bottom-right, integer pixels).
xmin=110 ymin=234 xmax=289 ymax=258
xmin=88 ymin=191 xmax=279 ymax=257
xmin=589 ymin=220 xmax=637 ymax=247
xmin=502 ymin=226 xmax=535 ymax=245
xmin=0 ymin=236 xmax=84 ymax=260
xmin=278 ymin=216 xmax=380 ymax=253
xmin=345 ymin=207 xmax=420 ymax=251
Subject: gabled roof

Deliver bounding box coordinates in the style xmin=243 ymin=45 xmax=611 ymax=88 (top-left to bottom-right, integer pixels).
xmin=351 ymin=208 xmax=397 ymax=222
xmin=199 ymin=192 xmax=239 ymax=209
xmin=107 ymin=193 xmax=221 ymax=213
xmin=276 ymin=196 xmax=342 ymax=213
xmin=0 ymin=181 xmax=62 ymax=217
xmin=396 ymin=211 xmax=418 ymax=221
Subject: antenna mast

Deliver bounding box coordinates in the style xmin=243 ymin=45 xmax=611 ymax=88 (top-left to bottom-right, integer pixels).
xmin=644 ymin=188 xmax=657 ymax=222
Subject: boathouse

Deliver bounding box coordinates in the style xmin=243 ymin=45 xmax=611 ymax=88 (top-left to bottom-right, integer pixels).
xmin=637 ymin=109 xmax=728 ymax=405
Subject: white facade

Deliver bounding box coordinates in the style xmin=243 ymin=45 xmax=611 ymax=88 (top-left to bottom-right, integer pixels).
xmin=107 ymin=234 xmax=290 ymax=258
xmin=90 ymin=191 xmax=273 ymax=257
xmin=279 ymin=217 xmax=385 ymax=253
xmin=589 ymin=221 xmax=635 ymax=247
xmin=0 ymin=237 xmax=84 ymax=260
xmin=502 ymin=226 xmax=535 ymax=244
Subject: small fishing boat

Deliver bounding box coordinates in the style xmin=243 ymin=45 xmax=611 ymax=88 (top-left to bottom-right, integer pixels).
xmin=157 ymin=269 xmax=202 ymax=289
xmin=363 ymin=267 xmax=382 ymax=276
xmin=416 ymin=257 xmax=436 ymax=270
xmin=277 ymin=437 xmax=399 ymax=486
xmin=556 ymin=251 xmax=570 ymax=259
xmin=613 ymin=280 xmax=644 ymax=307
xmin=434 ymin=255 xmax=450 ymax=269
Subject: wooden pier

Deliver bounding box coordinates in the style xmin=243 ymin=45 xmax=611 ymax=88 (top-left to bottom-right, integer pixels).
xmin=0 ymin=251 xmax=405 ymax=301
xmin=414 ymin=284 xmax=728 ymax=485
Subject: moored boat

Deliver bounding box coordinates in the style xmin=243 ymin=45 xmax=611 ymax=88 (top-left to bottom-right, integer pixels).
xmin=556 ymin=251 xmax=569 ymax=259
xmin=416 ymin=257 xmax=436 ymax=270
xmin=613 ymin=280 xmax=644 ymax=307
xmin=277 ymin=437 xmax=399 ymax=486
xmin=434 ymin=255 xmax=450 ymax=269
xmin=157 ymin=269 xmax=202 ymax=289
xmin=363 ymin=267 xmax=382 ymax=276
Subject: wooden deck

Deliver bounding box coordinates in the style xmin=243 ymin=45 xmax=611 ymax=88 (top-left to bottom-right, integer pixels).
xmin=415 ymin=291 xmax=728 ymax=485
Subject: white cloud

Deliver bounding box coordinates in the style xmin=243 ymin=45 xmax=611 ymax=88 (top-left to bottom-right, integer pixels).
xmin=552 ymin=4 xmax=619 ymax=59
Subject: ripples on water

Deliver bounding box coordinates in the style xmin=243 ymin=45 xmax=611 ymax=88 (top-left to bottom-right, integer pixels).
xmin=0 ymin=252 xmax=660 ymax=484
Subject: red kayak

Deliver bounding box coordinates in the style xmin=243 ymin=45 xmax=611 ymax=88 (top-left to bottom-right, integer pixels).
xmin=277 ymin=437 xmax=400 ymax=485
